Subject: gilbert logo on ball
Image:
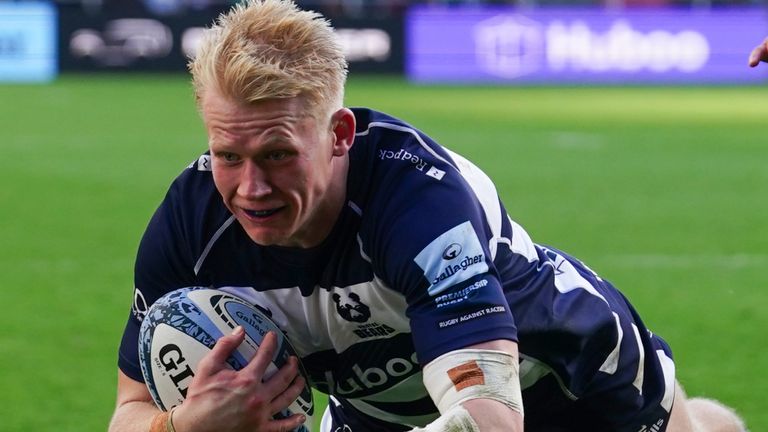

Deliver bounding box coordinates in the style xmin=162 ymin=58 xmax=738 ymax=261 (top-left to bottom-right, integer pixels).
xmin=138 ymin=287 xmax=314 ymax=431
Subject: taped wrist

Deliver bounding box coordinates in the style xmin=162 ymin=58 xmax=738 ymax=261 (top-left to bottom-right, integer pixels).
xmin=408 ymin=404 xmax=479 ymax=432
xmin=149 ymin=407 xmax=177 ymax=432
xmin=149 ymin=411 xmax=168 ymax=432
xmin=422 ymin=349 xmax=523 ymax=415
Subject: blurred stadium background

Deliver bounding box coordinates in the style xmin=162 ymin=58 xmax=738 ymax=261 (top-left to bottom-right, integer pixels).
xmin=1 ymin=0 xmax=767 ymax=431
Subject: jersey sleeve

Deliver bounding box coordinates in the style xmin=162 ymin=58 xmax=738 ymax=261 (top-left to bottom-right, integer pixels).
xmin=117 ymin=157 xmax=216 ymax=382
xmin=580 ymin=287 xmax=677 ymax=431
xmin=513 ymin=245 xmax=677 ymax=431
xmin=359 ymin=124 xmax=519 ymax=365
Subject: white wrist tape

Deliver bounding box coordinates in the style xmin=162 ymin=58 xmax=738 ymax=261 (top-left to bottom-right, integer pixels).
xmin=408 ymin=404 xmax=479 ymax=432
xmin=422 ymin=349 xmax=523 ymax=415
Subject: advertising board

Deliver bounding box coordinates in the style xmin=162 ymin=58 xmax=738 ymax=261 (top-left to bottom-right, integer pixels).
xmin=407 ymin=8 xmax=767 ymax=84
xmin=58 ymin=6 xmax=402 ymax=73
xmin=0 ymin=3 xmax=57 ymax=82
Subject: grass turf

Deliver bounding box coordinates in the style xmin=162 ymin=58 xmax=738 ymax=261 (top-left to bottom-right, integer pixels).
xmin=0 ymin=75 xmax=765 ymax=430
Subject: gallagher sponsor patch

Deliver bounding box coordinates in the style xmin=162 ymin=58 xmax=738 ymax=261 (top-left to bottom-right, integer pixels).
xmin=415 ymin=221 xmax=489 ymax=296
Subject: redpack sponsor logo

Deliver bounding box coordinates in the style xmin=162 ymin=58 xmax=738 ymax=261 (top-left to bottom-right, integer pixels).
xmin=378 ymin=148 xmax=445 ymax=180
xmin=378 ymin=148 xmax=428 ymax=170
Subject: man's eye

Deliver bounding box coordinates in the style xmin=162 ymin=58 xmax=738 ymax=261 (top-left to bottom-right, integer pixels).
xmin=267 ymin=151 xmax=288 ymax=161
xmin=219 ymin=152 xmax=239 ymax=162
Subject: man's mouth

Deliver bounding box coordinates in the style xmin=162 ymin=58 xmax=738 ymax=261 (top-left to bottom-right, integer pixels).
xmin=243 ymin=207 xmax=284 ymax=219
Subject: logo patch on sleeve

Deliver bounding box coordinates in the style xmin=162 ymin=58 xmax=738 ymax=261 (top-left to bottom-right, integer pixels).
xmin=197 ymin=154 xmax=212 ymax=171
xmin=415 ymin=221 xmax=489 ymax=296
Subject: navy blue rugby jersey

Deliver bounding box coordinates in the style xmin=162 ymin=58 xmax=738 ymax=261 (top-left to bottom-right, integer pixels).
xmin=119 ymin=108 xmax=676 ymax=431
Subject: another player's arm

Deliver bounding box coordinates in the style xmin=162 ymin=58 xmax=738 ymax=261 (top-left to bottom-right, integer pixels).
xmin=414 ymin=339 xmax=524 ymax=432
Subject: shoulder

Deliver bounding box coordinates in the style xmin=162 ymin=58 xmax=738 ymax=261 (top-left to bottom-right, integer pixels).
xmin=349 ymin=107 xmax=479 ymax=205
xmin=351 ymin=108 xmax=453 ymax=169
xmin=137 ymin=152 xmax=233 ymax=276
xmin=161 ymin=153 xmax=229 ymax=228
xmin=165 ymin=153 xmax=218 ymax=210
xmin=347 ymin=110 xmax=511 ymax=296
xmin=350 ymin=108 xmax=502 ymax=242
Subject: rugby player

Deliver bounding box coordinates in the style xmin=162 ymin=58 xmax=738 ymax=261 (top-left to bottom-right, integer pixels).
xmin=109 ymin=1 xmax=746 ymax=431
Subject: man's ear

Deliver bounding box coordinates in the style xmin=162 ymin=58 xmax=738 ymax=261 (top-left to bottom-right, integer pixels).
xmin=330 ymin=108 xmax=356 ymax=157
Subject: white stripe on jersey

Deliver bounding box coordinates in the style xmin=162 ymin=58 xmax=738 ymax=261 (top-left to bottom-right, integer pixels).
xmin=347 ymin=200 xmax=363 ymax=216
xmin=656 ymin=349 xmax=676 ymax=412
xmin=194 ymin=215 xmax=236 ymax=275
xmin=631 ymin=323 xmax=646 ymax=394
xmin=543 ymin=249 xmax=608 ymax=304
xmin=356 ymin=234 xmax=372 ymax=264
xmin=443 ymin=148 xmax=504 ymax=259
xmin=319 ymin=404 xmax=334 ymax=432
xmin=599 ymin=312 xmax=624 ymax=375
xmin=507 ymin=215 xmax=538 ymax=263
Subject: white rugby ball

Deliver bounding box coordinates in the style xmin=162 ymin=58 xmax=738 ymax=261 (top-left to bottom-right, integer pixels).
xmin=138 ymin=287 xmax=313 ymax=431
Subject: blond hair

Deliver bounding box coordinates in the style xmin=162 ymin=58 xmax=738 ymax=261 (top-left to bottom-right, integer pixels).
xmin=190 ymin=0 xmax=348 ymax=118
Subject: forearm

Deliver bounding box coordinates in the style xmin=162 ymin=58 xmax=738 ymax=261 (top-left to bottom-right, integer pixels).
xmin=409 ymin=400 xmax=522 ymax=432
xmin=415 ymin=340 xmax=524 ymax=432
xmin=464 ymin=398 xmax=523 ymax=432
xmin=108 ymin=399 xmax=161 ymax=432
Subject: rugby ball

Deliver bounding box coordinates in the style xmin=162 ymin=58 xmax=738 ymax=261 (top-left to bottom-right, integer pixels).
xmin=138 ymin=287 xmax=313 ymax=431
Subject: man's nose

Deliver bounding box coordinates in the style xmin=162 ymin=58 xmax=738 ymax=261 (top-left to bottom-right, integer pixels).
xmin=237 ymin=160 xmax=272 ymax=198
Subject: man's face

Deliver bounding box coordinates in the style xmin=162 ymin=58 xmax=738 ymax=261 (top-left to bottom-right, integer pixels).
xmin=201 ymin=91 xmax=352 ymax=248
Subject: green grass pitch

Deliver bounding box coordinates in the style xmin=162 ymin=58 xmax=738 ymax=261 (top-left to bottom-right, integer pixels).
xmin=0 ymin=75 xmax=765 ymax=431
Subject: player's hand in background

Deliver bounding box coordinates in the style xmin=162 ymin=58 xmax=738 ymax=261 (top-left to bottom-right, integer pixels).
xmin=748 ymin=37 xmax=768 ymax=67
xmin=171 ymin=327 xmax=308 ymax=432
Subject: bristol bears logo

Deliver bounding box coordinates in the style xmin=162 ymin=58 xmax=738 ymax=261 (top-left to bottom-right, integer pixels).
xmin=132 ymin=288 xmax=148 ymax=321
xmin=332 ymin=292 xmax=371 ymax=323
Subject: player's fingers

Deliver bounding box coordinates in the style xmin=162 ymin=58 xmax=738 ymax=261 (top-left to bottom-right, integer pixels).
xmin=267 ymin=412 xmax=307 ymax=432
xmin=241 ymin=331 xmax=279 ymax=378
xmin=269 ymin=378 xmax=306 ymax=416
xmin=748 ymin=45 xmax=763 ymax=67
xmin=197 ymin=326 xmax=245 ymax=376
xmin=748 ymin=38 xmax=768 ymax=67
xmin=268 ymin=360 xmax=305 ymax=415
xmin=262 ymin=355 xmax=299 ymax=393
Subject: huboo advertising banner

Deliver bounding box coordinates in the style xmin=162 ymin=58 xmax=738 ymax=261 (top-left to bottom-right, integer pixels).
xmin=407 ymin=8 xmax=767 ymax=84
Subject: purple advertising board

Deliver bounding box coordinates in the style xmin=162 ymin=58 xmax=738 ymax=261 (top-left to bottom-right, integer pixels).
xmin=406 ymin=7 xmax=768 ymax=84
